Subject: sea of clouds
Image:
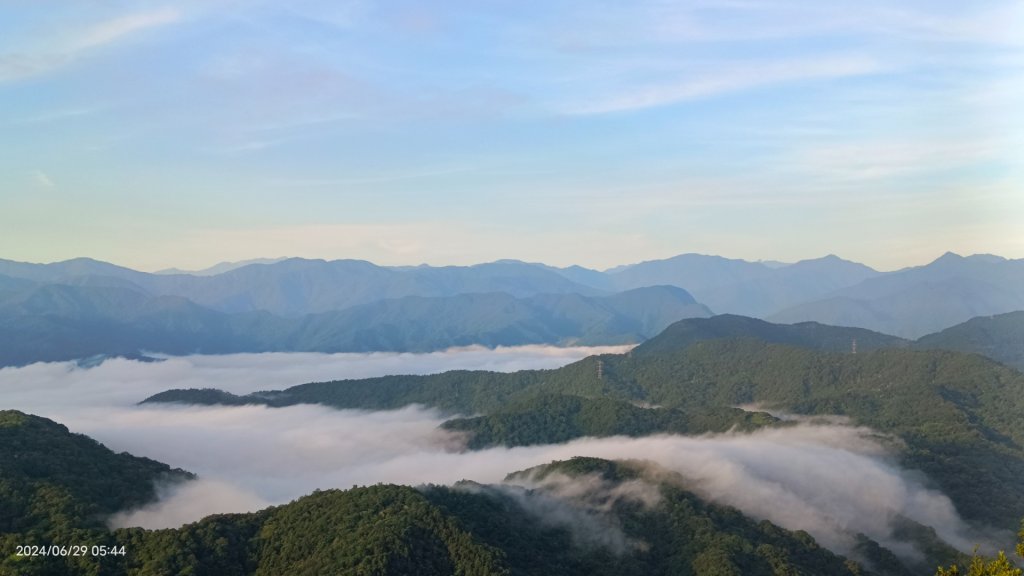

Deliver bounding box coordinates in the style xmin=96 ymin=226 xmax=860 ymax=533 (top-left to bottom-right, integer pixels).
xmin=0 ymin=347 xmax=979 ymax=560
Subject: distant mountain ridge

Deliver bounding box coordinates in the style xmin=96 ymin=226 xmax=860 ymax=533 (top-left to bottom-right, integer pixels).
xmin=770 ymin=253 xmax=1024 ymax=338
xmin=558 ymin=253 xmax=881 ymax=318
xmin=2 ymin=251 xmax=1022 ymax=350
xmin=155 ymin=257 xmax=289 ymax=276
xmin=0 ymin=257 xmax=604 ymax=317
xmin=0 ymin=281 xmax=710 ymax=366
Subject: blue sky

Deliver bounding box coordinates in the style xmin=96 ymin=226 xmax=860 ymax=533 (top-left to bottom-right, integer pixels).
xmin=2 ymin=0 xmax=1022 ymax=271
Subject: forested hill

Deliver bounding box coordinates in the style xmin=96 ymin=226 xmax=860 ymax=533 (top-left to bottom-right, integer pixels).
xmin=631 ymin=314 xmax=910 ymax=356
xmin=914 ymin=311 xmax=1024 ymax=371
xmin=0 ymin=410 xmax=193 ymax=575
xmin=441 ymin=394 xmax=779 ymax=449
xmin=0 ymin=411 xmax=192 ymax=536
xmin=1 ymin=415 xmax=914 ymax=576
xmin=146 ymin=327 xmax=1024 ymax=533
xmin=625 ymin=312 xmax=1024 ymax=370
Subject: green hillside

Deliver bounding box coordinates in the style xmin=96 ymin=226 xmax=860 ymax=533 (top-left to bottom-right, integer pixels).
xmin=441 ymin=394 xmax=778 ymax=449
xmin=915 ymin=311 xmax=1024 ymax=371
xmin=0 ymin=411 xmax=192 ymax=535
xmin=2 ymin=411 xmax=922 ymax=576
xmin=0 ymin=411 xmax=193 ymax=576
xmin=632 ymin=314 xmax=909 ymax=356
xmin=147 ymin=331 xmax=1024 ymax=532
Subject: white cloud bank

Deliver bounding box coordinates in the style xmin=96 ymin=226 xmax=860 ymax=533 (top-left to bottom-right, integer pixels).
xmin=0 ymin=345 xmax=631 ymax=410
xmin=0 ymin=348 xmax=979 ymax=560
xmin=101 ymin=405 xmax=973 ymax=560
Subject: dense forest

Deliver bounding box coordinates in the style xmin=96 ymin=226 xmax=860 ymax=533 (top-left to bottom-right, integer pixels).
xmin=916 ymin=311 xmax=1024 ymax=371
xmin=3 ymin=412 xmax=949 ymax=576
xmin=440 ymin=394 xmax=778 ymax=449
xmin=147 ymin=316 xmax=1024 ymax=534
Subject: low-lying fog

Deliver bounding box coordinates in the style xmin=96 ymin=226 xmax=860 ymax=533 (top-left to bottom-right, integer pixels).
xmin=0 ymin=346 xmax=978 ymax=560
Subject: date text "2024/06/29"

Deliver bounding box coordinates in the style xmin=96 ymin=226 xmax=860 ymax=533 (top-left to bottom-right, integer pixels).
xmin=14 ymin=545 xmax=127 ymax=557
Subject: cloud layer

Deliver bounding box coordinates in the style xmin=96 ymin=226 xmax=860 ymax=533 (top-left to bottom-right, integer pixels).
xmin=0 ymin=348 xmax=977 ymax=560
xmin=0 ymin=345 xmax=630 ymax=410
xmin=101 ymin=405 xmax=972 ymax=559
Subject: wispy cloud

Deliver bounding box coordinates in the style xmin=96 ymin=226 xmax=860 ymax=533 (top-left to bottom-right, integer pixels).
xmin=564 ymin=55 xmax=883 ymax=115
xmin=0 ymin=8 xmax=182 ymax=83
xmin=10 ymin=107 xmax=97 ymax=125
xmin=265 ymin=166 xmax=476 ymax=187
xmin=246 ymin=112 xmax=358 ymax=133
xmin=30 ymin=170 xmax=54 ymax=189
xmin=73 ymin=8 xmax=182 ymax=51
xmin=782 ymin=137 xmax=1003 ymax=182
xmin=0 ymin=54 xmax=66 ymax=83
xmin=607 ymin=1 xmax=1024 ymax=47
xmin=205 ymin=137 xmax=291 ymax=155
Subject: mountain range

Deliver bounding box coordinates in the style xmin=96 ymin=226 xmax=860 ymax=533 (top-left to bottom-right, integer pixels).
xmin=0 ymin=283 xmax=709 ymax=367
xmin=768 ymin=253 xmax=1024 ymax=338
xmin=0 ymin=257 xmax=603 ymax=317
xmin=1 ymin=251 xmax=1022 ymax=365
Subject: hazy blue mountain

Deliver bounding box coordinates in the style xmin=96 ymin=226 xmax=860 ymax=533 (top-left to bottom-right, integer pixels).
xmin=294 ymin=285 xmax=710 ymax=352
xmin=0 ymin=257 xmax=135 ymax=281
xmin=757 ymin=259 xmax=792 ymax=269
xmin=155 ymin=257 xmax=288 ymax=275
xmin=141 ymin=257 xmax=411 ymax=316
xmin=0 ymin=283 xmax=709 ymax=366
xmin=770 ymin=253 xmax=1024 ymax=338
xmin=0 ymin=258 xmax=155 ymax=291
xmin=696 ymin=255 xmax=880 ymax=317
xmin=597 ymin=253 xmax=880 ymax=317
xmin=915 ymin=311 xmax=1024 ymax=370
xmin=542 ymin=264 xmax=616 ymax=291
xmin=0 ymin=283 xmax=286 ymax=365
xmin=0 ymin=273 xmax=37 ymax=299
xmin=0 ymin=257 xmax=604 ymax=317
xmin=606 ymin=253 xmax=773 ymax=292
xmin=4 ymin=253 xmax=1020 ymax=334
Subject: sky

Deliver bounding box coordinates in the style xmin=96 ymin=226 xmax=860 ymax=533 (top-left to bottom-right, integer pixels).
xmin=2 ymin=0 xmax=1022 ymax=271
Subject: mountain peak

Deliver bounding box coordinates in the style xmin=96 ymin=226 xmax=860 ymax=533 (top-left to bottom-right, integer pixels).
xmin=932 ymin=251 xmax=964 ymax=264
xmin=965 ymin=253 xmax=1008 ymax=264
xmin=156 ymin=257 xmax=290 ymax=276
xmin=924 ymin=251 xmax=1010 ymax=269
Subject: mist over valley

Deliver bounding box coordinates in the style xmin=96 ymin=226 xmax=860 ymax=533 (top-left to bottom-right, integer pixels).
xmin=4 ymin=0 xmax=1023 ymax=572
